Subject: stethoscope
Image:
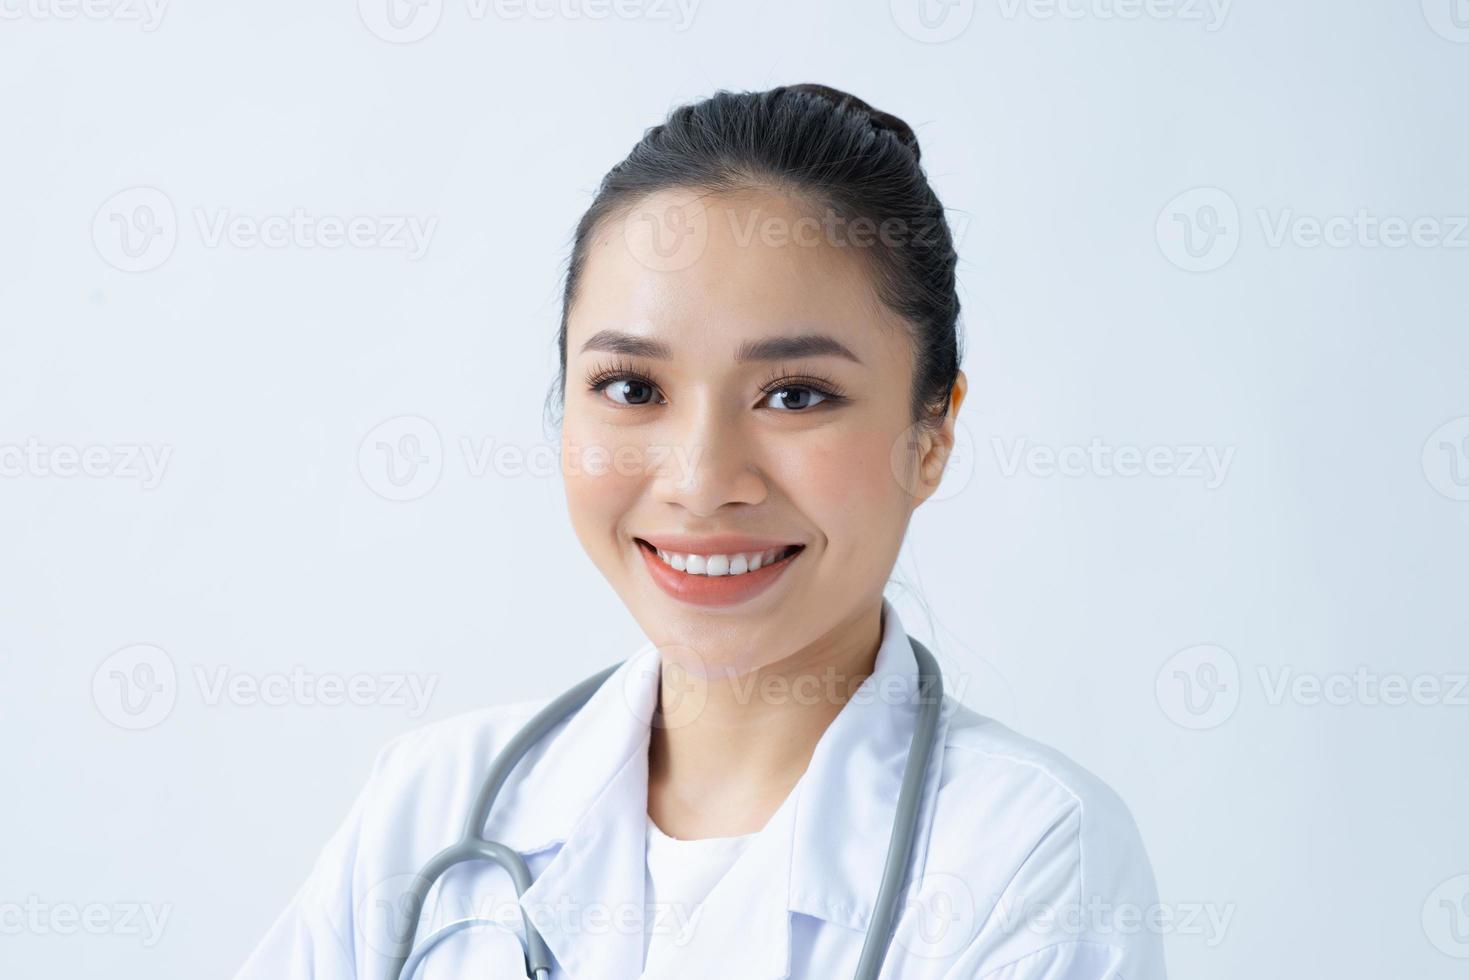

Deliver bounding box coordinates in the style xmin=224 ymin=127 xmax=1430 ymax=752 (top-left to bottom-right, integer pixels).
xmin=385 ymin=635 xmax=944 ymax=980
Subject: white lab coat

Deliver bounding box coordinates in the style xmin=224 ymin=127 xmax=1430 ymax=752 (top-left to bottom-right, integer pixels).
xmin=234 ymin=598 xmax=1167 ymax=979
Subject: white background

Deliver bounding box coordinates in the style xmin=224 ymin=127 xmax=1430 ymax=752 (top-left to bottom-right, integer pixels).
xmin=3 ymin=1 xmax=1468 ymax=977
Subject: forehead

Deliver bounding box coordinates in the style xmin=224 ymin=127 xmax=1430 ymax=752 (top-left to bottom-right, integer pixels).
xmin=568 ymin=186 xmax=904 ymax=359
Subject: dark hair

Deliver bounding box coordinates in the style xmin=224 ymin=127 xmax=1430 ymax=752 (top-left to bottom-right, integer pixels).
xmin=547 ymin=83 xmax=963 ymax=430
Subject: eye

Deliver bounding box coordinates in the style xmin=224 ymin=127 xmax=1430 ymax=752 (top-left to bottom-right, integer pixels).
xmin=757 ymin=369 xmax=847 ymax=412
xmin=598 ymin=376 xmax=663 ymax=407
xmin=762 ymin=385 xmax=830 ymax=412
xmin=584 ymin=358 xmax=665 ymax=407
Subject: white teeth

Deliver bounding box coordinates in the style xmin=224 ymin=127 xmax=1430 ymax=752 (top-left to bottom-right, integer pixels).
xmin=650 ymin=545 xmax=795 ymax=576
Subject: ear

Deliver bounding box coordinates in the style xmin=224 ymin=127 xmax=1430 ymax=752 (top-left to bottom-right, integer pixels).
xmin=909 ymin=369 xmax=967 ymax=508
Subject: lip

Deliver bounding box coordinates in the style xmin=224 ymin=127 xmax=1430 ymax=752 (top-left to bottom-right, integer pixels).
xmin=634 ymin=537 xmax=805 ymax=608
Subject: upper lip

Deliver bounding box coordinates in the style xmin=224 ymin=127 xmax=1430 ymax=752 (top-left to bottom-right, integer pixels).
xmin=636 ymin=534 xmax=804 ymax=555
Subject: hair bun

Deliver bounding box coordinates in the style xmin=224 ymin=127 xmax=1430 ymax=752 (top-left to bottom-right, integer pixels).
xmin=783 ymin=82 xmax=922 ymax=163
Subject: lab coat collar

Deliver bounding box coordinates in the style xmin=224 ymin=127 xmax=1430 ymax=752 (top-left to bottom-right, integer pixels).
xmin=482 ymin=596 xmax=948 ymax=979
xmin=786 ymin=597 xmax=947 ymax=934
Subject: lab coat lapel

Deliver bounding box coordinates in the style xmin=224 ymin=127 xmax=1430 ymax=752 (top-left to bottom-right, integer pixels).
xmin=491 ymin=643 xmax=664 ymax=980
xmin=518 ymin=741 xmax=651 ymax=979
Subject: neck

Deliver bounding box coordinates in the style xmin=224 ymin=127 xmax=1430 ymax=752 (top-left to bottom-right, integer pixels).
xmin=646 ymin=600 xmax=885 ymax=840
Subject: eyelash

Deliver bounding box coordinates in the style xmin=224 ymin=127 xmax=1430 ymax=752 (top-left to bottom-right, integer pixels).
xmin=583 ymin=358 xmax=849 ymax=409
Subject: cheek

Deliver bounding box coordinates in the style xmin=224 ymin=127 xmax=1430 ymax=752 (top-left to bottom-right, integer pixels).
xmin=559 ymin=422 xmax=641 ymax=557
xmin=773 ymin=423 xmax=908 ymax=557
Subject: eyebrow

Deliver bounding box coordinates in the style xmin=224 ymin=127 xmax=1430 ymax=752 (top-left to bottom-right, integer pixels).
xmin=579 ymin=330 xmax=862 ymax=364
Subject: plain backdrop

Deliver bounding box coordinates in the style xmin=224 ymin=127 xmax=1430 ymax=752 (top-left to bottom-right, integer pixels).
xmin=3 ymin=1 xmax=1468 ymax=978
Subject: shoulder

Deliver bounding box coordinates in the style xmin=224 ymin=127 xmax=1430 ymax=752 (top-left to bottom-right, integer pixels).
xmin=345 ymin=698 xmax=558 ymax=849
xmin=244 ymin=699 xmax=566 ymax=975
xmin=360 ymin=696 xmax=570 ymax=806
xmin=937 ymin=700 xmax=1152 ymax=866
xmin=919 ymin=700 xmax=1166 ymax=977
xmin=369 ymin=697 xmax=550 ymax=775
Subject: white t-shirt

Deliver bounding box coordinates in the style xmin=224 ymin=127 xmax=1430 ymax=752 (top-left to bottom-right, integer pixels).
xmin=642 ymin=815 xmax=757 ymax=972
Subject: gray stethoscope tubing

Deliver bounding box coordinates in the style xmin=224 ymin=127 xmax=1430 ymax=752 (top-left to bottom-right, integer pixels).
xmin=385 ymin=636 xmax=944 ymax=980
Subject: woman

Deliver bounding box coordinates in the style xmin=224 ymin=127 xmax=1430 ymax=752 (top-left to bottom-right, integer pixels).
xmin=236 ymin=84 xmax=1166 ymax=979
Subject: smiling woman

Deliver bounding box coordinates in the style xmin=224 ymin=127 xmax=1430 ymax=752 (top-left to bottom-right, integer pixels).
xmin=234 ymin=84 xmax=1166 ymax=980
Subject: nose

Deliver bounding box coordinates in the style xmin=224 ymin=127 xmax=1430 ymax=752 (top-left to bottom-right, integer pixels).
xmin=650 ymin=400 xmax=768 ymax=515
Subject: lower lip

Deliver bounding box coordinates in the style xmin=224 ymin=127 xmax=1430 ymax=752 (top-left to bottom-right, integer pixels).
xmin=636 ymin=540 xmax=803 ymax=608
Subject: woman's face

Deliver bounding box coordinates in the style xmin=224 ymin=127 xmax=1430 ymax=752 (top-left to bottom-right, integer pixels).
xmin=561 ymin=186 xmax=962 ymax=670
